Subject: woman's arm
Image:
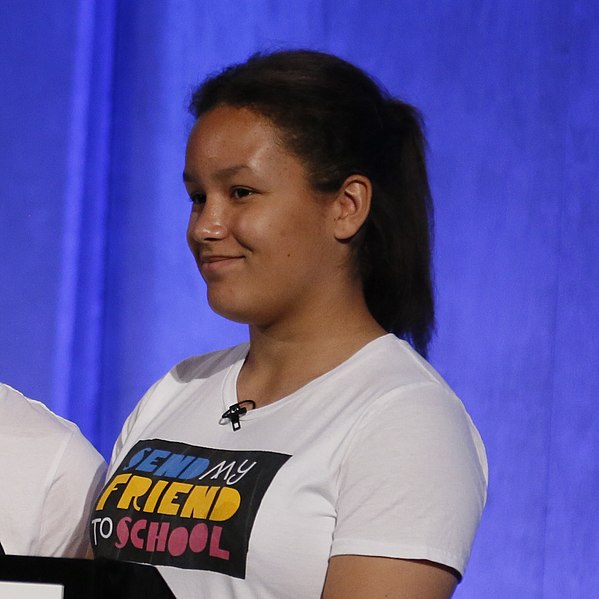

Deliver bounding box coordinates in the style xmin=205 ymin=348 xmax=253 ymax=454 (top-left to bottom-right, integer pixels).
xmin=328 ymin=383 xmax=487 ymax=597
xmin=322 ymin=555 xmax=458 ymax=599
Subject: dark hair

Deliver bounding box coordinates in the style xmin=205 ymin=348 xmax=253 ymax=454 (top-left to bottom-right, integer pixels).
xmin=189 ymin=50 xmax=435 ymax=356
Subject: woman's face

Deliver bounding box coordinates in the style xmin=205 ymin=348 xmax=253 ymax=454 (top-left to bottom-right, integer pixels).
xmin=184 ymin=105 xmax=349 ymax=329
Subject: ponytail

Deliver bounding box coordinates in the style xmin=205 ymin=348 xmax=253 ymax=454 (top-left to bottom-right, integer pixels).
xmin=361 ymin=100 xmax=434 ymax=356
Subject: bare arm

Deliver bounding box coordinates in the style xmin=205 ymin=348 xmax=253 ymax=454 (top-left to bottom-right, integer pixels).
xmin=322 ymin=555 xmax=458 ymax=599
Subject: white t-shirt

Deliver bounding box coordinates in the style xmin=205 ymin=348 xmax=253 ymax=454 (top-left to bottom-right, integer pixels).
xmin=0 ymin=383 xmax=106 ymax=557
xmin=92 ymin=335 xmax=487 ymax=599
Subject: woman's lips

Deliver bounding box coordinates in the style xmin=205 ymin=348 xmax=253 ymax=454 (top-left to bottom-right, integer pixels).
xmin=199 ymin=255 xmax=244 ymax=275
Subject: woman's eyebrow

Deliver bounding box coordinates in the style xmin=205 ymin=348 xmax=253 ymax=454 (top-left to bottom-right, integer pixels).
xmin=183 ymin=164 xmax=252 ymax=184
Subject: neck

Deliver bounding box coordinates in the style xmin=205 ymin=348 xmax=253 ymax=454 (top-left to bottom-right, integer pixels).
xmin=237 ymin=289 xmax=386 ymax=408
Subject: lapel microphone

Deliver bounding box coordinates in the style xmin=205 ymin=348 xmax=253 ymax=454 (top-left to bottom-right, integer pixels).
xmin=221 ymin=400 xmax=256 ymax=431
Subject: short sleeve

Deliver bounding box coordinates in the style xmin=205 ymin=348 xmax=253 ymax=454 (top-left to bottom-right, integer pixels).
xmin=331 ymin=382 xmax=487 ymax=577
xmin=38 ymin=428 xmax=107 ymax=557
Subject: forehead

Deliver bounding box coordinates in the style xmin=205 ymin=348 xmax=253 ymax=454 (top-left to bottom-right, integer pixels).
xmin=187 ymin=106 xmax=282 ymax=163
xmin=184 ymin=105 xmax=315 ymax=189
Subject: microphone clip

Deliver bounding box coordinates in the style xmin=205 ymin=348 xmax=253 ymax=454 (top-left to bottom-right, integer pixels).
xmin=221 ymin=400 xmax=256 ymax=431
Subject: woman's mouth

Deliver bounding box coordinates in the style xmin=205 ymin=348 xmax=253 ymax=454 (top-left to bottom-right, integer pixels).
xmin=199 ymin=255 xmax=244 ymax=275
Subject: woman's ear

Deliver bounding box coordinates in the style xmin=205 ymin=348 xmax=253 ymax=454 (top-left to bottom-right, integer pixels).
xmin=332 ymin=175 xmax=372 ymax=241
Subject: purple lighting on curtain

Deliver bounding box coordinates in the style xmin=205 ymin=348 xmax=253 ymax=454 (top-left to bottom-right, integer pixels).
xmin=51 ymin=0 xmax=96 ymax=415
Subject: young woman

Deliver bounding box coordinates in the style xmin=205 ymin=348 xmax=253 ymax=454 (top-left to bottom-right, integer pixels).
xmin=91 ymin=50 xmax=487 ymax=599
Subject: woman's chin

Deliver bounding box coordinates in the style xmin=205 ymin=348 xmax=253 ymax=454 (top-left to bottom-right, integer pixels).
xmin=207 ymin=297 xmax=254 ymax=326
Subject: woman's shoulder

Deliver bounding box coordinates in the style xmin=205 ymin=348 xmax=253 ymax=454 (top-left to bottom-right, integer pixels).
xmin=171 ymin=342 xmax=249 ymax=383
xmin=118 ymin=344 xmax=248 ymax=428
xmin=110 ymin=343 xmax=249 ymax=463
xmin=343 ymin=334 xmax=454 ymax=397
xmin=342 ymin=336 xmax=485 ymax=460
xmin=341 ymin=336 xmax=488 ymax=489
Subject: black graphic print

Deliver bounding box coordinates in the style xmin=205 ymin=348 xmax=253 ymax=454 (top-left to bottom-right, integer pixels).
xmin=90 ymin=439 xmax=290 ymax=579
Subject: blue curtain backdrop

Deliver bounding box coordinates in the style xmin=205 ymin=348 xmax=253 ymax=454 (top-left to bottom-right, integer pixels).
xmin=1 ymin=1 xmax=597 ymax=596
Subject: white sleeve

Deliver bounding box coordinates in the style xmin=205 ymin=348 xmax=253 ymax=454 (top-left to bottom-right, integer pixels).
xmin=37 ymin=428 xmax=107 ymax=558
xmin=331 ymin=382 xmax=487 ymax=577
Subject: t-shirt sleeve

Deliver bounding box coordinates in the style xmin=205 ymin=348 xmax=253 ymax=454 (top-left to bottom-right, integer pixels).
xmin=38 ymin=428 xmax=107 ymax=558
xmin=330 ymin=382 xmax=488 ymax=577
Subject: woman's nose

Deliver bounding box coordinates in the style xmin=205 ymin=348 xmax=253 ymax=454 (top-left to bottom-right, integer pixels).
xmin=188 ymin=199 xmax=228 ymax=242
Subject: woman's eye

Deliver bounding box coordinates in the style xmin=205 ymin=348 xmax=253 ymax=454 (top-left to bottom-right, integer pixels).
xmin=232 ymin=187 xmax=253 ymax=200
xmin=189 ymin=192 xmax=206 ymax=205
